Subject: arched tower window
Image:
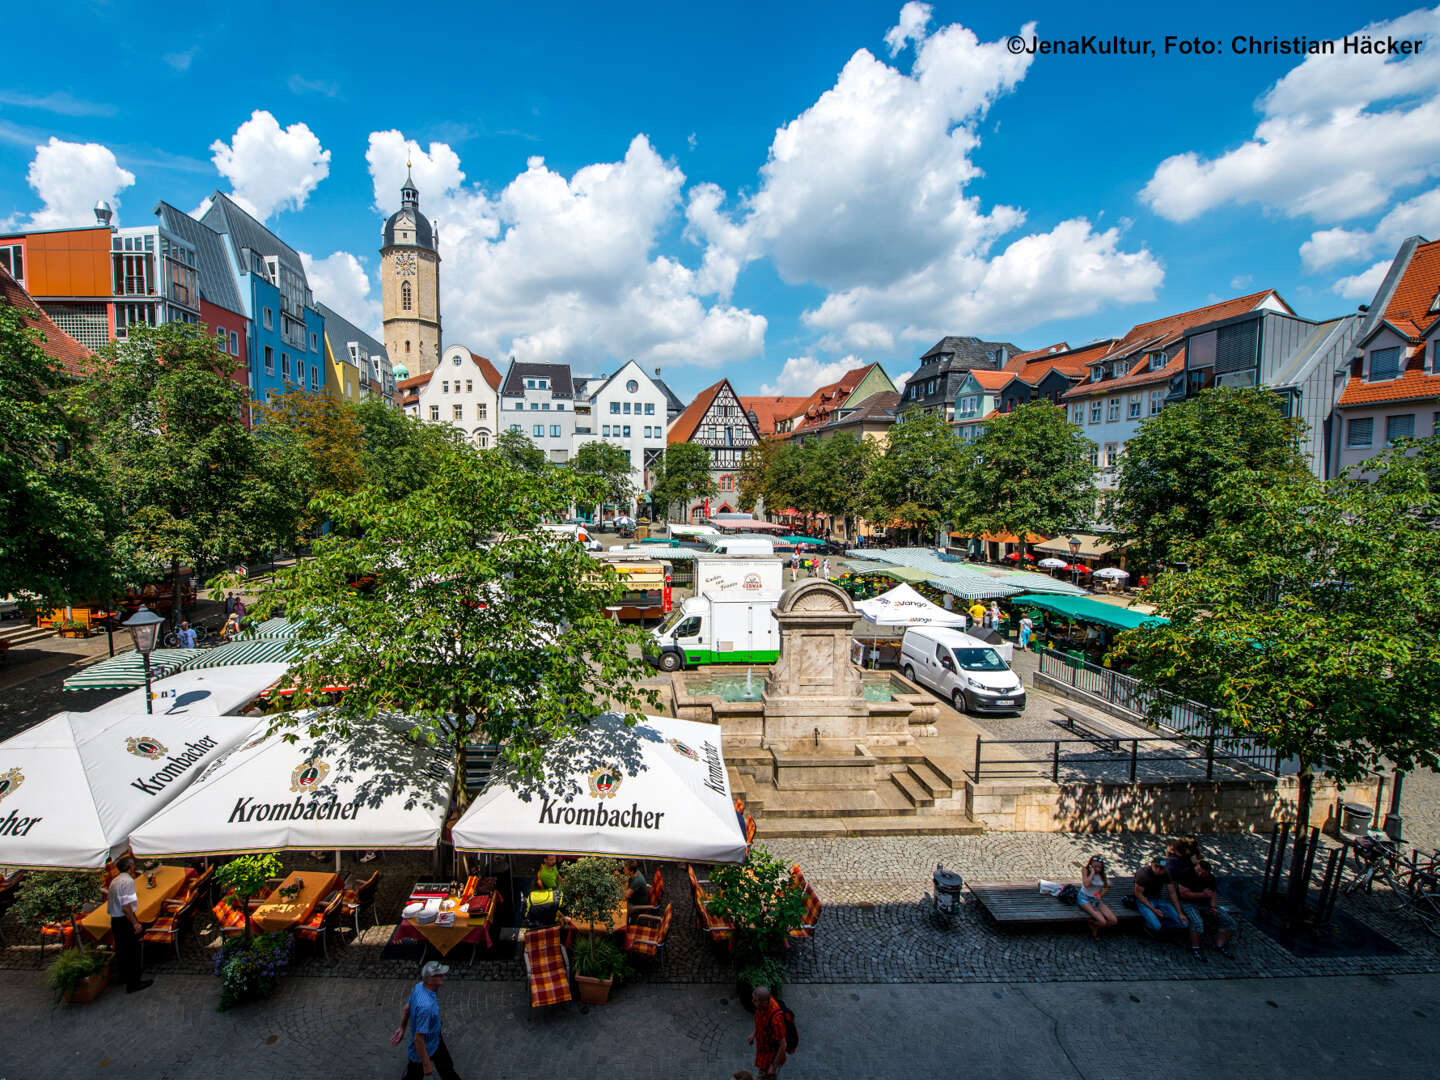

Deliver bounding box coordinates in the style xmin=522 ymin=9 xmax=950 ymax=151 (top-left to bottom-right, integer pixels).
xmin=405 ymin=340 xmax=411 ymax=353
xmin=401 ymin=280 xmax=412 ymax=311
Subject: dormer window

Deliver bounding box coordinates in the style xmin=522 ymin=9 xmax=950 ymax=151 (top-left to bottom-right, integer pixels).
xmin=1369 ymin=346 xmax=1402 ymax=381
xmin=1149 ymin=351 xmax=1166 ymax=371
xmin=1089 ymin=366 xmax=1104 ymax=383
xmin=1430 ymin=290 xmax=1440 ymax=315
xmin=1114 ymin=360 xmax=1129 ymax=377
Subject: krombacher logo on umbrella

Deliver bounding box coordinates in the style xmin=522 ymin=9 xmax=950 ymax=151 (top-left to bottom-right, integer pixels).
xmin=228 ymin=795 xmax=361 ymax=823
xmin=129 ymin=736 xmax=220 ymax=796
xmin=537 ymin=796 xmax=665 ymax=830
xmin=0 ymin=767 xmax=39 ymax=836
xmin=700 ymin=740 xmax=726 ymax=797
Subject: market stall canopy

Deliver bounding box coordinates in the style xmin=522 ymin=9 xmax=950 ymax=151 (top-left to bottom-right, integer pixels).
xmin=856 ymin=584 xmax=967 ymax=627
xmin=782 ymin=535 xmax=827 ymax=545
xmin=0 ymin=709 xmax=257 ymax=868
xmin=236 ymin=617 xmax=299 ymax=640
xmin=451 ymin=713 xmax=747 ymax=864
xmin=1034 ymin=533 xmax=1115 ymax=559
xmin=62 ymin=649 xmax=195 ymax=692
xmin=85 ymin=663 xmax=289 ymax=721
xmin=129 ymin=712 xmax=454 ymax=858
xmin=1009 ymin=594 xmax=1167 ymax=632
xmin=179 ymin=638 xmax=301 ymax=670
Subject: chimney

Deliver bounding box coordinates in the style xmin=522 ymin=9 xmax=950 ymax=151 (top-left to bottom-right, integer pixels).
xmin=94 ymin=200 xmax=113 ymax=227
xmin=1357 ymin=304 xmax=1369 ymax=314
xmin=655 ymin=367 xmax=662 ymax=378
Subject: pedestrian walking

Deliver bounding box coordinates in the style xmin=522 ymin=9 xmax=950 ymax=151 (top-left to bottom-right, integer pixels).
xmin=108 ymin=856 xmax=152 ymax=993
xmin=224 ymin=592 xmax=236 ymax=616
xmin=1018 ymin=614 xmax=1033 ymax=652
xmin=790 ymin=550 xmax=800 ymax=584
xmin=989 ymin=601 xmax=1001 ymax=631
xmin=821 ymin=558 xmax=831 ymax=581
xmin=232 ymin=596 xmax=247 ymax=619
xmin=747 ymin=986 xmax=789 ymax=1079
xmin=393 ymin=961 xmax=461 ymax=1079
xmin=176 ymin=621 xmax=197 ymax=649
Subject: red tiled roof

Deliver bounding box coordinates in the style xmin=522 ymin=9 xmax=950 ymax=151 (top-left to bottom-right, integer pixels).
xmin=669 ymin=379 xmax=726 ymax=443
xmin=959 ymin=369 xmax=1013 ymax=392
xmin=1099 ymin=291 xmax=1281 ymax=365
xmin=0 ymin=265 xmax=92 ymax=377
xmin=397 ymin=373 xmax=430 ymax=390
xmin=782 ymin=363 xmax=881 ymax=434
xmin=1005 ymin=342 xmax=1069 ymax=367
xmin=1004 ymin=339 xmax=1117 ymax=381
xmin=955 ymin=408 xmax=1001 ymax=425
xmin=1337 ymin=363 xmax=1440 ymax=408
xmin=739 ymin=394 xmax=808 ymax=435
xmin=1063 ymin=347 xmax=1187 ymax=401
xmin=470 ymin=352 xmax=502 ymax=391
xmin=1379 ymin=238 xmax=1440 ymax=340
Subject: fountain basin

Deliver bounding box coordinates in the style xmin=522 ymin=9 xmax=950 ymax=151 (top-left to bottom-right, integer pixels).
xmin=685 ymin=673 xmax=896 ymax=702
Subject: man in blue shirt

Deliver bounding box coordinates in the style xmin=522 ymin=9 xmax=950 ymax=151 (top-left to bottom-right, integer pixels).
xmin=393 ymin=961 xmax=460 ymax=1078
xmin=176 ymin=621 xmax=198 ymax=649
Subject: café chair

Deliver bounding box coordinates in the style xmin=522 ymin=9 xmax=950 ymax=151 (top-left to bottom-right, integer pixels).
xmin=342 ymin=871 xmax=381 ymax=937
xmin=212 ymin=893 xmax=249 ymax=938
xmin=143 ymin=892 xmax=200 ymax=963
xmin=523 ymin=925 xmax=571 ymax=1008
xmin=788 ymin=865 xmax=823 ymax=960
xmin=296 ymin=892 xmax=343 ymax=961
xmin=623 ymin=902 xmax=673 ymax=973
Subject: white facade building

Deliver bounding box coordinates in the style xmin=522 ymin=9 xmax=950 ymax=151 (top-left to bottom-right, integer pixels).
xmin=500 ymin=361 xmax=576 ymax=462
xmin=573 ymin=360 xmax=670 ymax=505
xmin=398 ymin=345 xmax=501 ymax=446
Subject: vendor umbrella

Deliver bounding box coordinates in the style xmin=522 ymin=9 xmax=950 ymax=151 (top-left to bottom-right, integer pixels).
xmin=1002 ymin=551 xmax=1037 ymax=563
xmin=856 ymin=583 xmax=967 ymax=627
xmin=62 ymin=649 xmax=195 ymax=692
xmin=129 ymin=712 xmax=453 ymax=858
xmin=0 ymin=708 xmax=257 ymax=868
xmin=1037 ymin=557 xmax=1068 ymax=570
xmin=451 ymin=713 xmax=747 ymax=863
xmin=1093 ymin=567 xmax=1130 ymax=581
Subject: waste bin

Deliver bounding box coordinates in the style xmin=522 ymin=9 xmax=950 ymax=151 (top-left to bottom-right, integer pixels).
xmin=1341 ymin=801 xmax=1373 ymax=833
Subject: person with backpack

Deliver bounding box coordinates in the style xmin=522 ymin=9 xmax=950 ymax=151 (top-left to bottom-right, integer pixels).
xmin=748 ymin=985 xmax=793 ymax=1078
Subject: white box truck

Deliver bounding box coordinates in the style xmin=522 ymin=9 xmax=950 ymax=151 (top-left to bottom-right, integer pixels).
xmin=648 ymin=556 xmax=783 ymax=670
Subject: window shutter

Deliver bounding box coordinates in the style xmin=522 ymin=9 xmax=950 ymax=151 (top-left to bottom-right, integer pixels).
xmin=1214 ymin=321 xmax=1258 ymax=374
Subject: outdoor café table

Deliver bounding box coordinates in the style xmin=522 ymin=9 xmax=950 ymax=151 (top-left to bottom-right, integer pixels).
xmin=397 ymin=893 xmax=499 ymax=956
xmin=249 ymin=871 xmax=342 ymax=934
xmin=80 ymin=864 xmax=188 ymax=942
xmin=564 ymin=899 xmax=629 ymax=936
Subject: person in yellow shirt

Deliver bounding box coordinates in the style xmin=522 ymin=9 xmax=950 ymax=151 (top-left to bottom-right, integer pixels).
xmin=968 ymin=601 xmax=987 ymax=627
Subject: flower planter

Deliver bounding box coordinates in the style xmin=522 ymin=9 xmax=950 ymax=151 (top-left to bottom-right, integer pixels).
xmin=64 ymin=963 xmax=110 ymax=1004
xmin=575 ymin=974 xmax=614 ymax=1005
xmin=57 ymin=629 xmax=89 ymax=639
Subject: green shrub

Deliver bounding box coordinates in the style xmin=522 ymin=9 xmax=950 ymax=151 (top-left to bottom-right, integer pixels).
xmin=47 ymin=947 xmax=111 ymax=1003
xmin=214 ymin=931 xmax=291 ymax=1010
xmin=706 ymin=843 xmax=805 ymax=971
xmin=11 ymin=872 xmax=102 ymax=938
xmin=571 ymin=934 xmax=633 ymax=983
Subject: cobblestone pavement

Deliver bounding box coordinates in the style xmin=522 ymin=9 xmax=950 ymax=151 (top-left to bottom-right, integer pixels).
xmin=2 ymin=970 xmax=1439 ymax=1080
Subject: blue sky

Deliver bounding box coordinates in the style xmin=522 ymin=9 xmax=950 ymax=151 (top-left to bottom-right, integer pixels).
xmin=4 ymin=1 xmax=1438 ymax=399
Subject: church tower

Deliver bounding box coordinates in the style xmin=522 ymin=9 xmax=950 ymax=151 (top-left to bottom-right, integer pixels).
xmin=380 ymin=166 xmax=441 ymax=375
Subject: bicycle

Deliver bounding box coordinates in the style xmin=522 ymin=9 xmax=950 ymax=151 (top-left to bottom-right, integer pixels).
xmin=1343 ymin=833 xmax=1440 ymax=938
xmin=162 ymin=619 xmax=216 ymax=649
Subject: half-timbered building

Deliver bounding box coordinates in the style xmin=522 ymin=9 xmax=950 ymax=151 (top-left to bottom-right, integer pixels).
xmin=666 ymin=377 xmax=762 ymax=520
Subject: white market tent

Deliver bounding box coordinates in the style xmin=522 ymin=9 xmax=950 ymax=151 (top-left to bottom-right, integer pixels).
xmin=451 ymin=713 xmax=747 ymax=864
xmin=129 ymin=713 xmax=454 ymax=858
xmin=856 ymin=584 xmax=967 ymax=628
xmin=61 ymin=649 xmax=196 ymax=692
xmin=84 ymin=663 xmax=290 ymax=722
xmin=0 ymin=709 xmax=258 ymax=869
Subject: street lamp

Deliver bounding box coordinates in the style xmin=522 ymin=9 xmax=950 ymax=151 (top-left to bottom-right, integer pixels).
xmin=124 ymin=605 xmax=165 ymax=715
xmin=1068 ymin=536 xmax=1081 ymax=586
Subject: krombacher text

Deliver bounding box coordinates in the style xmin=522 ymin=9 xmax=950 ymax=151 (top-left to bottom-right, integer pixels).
xmin=229 ymin=796 xmax=362 ymax=823
xmin=129 ymin=736 xmax=219 ymax=795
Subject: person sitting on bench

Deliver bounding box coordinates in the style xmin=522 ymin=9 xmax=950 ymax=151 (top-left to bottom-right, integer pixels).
xmin=1175 ymin=859 xmax=1236 ymax=959
xmin=1132 ymin=855 xmax=1194 ymax=953
xmin=1073 ymin=855 xmax=1118 ymax=941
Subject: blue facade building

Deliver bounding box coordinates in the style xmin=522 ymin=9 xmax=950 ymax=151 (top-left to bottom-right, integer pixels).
xmin=199 ymin=191 xmax=326 ymax=408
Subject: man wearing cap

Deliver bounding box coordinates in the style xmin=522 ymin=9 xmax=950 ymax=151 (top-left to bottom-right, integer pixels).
xmin=393 ymin=961 xmax=460 ymax=1078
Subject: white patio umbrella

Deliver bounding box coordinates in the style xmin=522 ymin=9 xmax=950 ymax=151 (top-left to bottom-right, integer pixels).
xmin=0 ymin=709 xmax=258 ymax=869
xmin=1037 ymin=557 xmax=1069 ymax=570
xmin=84 ymin=663 xmax=289 ymax=721
xmin=129 ymin=712 xmax=454 ymax=858
xmin=1093 ymin=567 xmax=1131 ymax=581
xmin=856 ymin=583 xmax=967 ymax=627
xmin=451 ymin=713 xmax=747 ymax=863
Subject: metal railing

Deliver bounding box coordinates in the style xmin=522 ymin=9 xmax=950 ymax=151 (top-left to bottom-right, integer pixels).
xmin=971 ymin=733 xmax=1249 ymax=783
xmin=1036 ymin=647 xmax=1281 ymax=775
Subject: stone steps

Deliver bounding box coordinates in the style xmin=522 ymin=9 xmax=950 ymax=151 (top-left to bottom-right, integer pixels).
xmin=756 ymin=815 xmax=983 ymax=838
xmin=0 ymin=625 xmax=54 ymax=648
xmin=759 ymin=787 xmax=914 ymax=819
xmin=889 ymin=770 xmax=934 ymax=808
xmin=905 ymin=761 xmax=954 ymax=800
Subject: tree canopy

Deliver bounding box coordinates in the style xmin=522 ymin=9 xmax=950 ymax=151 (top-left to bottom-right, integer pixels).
xmin=254 ymin=386 xmax=365 ymax=541
xmin=1108 ymin=387 xmax=1308 ymax=569
xmin=862 ymin=411 xmax=963 ymax=540
xmin=650 ymin=442 xmax=715 ymax=521
xmin=950 ymin=401 xmax=1094 ymax=559
xmin=570 ymin=440 xmax=635 ymax=515
xmin=494 ymin=428 xmax=549 ymax=474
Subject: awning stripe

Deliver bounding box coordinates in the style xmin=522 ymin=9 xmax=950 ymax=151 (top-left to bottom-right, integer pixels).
xmin=62 ymin=649 xmax=196 ymax=691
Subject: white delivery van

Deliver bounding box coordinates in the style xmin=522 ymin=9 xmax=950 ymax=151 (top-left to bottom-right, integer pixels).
xmin=648 ymin=555 xmax=783 ymax=670
xmin=899 ymin=626 xmax=1025 ymax=714
xmin=708 ymin=537 xmax=775 ymax=555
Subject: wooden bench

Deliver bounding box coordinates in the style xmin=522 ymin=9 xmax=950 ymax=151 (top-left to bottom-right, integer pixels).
xmin=1052 ymin=705 xmax=1131 ymax=752
xmin=968 ymin=878 xmax=1144 ymax=927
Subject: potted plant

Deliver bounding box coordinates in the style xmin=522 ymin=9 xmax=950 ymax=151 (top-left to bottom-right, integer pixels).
xmin=213 ymin=931 xmax=292 ymax=1011
xmin=47 ymin=946 xmax=112 ymax=1004
xmin=216 ymin=853 xmax=283 ymax=938
xmin=705 ymin=844 xmax=805 ymax=1009
xmin=559 ymin=857 xmax=628 ymax=1004
xmin=11 ymin=871 xmax=103 ymax=947
xmin=57 ymin=618 xmax=89 ymax=638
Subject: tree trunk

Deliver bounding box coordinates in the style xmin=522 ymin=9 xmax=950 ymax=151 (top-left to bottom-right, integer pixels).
xmin=1285 ymin=763 xmax=1314 ymax=920
xmin=171 ymin=556 xmax=184 ymax=631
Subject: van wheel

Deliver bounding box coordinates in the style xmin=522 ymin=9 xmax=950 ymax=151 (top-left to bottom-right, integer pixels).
xmin=658 ymin=651 xmax=682 ymax=673
xmin=952 ymin=689 xmax=968 ymax=713
xmin=902 ymin=664 xmax=916 ymax=683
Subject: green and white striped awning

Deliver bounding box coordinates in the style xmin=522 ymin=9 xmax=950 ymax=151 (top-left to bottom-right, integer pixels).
xmin=235 ymin=617 xmax=298 ymax=640
xmin=180 ymin=638 xmax=299 ymax=670
xmin=62 ymin=649 xmax=196 ymax=691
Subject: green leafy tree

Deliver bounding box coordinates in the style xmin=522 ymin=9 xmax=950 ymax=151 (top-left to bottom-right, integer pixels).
xmin=570 ymin=440 xmax=636 ymax=519
xmin=862 ymin=411 xmax=964 ymax=542
xmin=1114 ymin=462 xmax=1440 ymax=912
xmin=707 ymin=843 xmax=807 ymax=966
xmin=802 ymin=433 xmax=876 ymax=540
xmin=950 ymin=401 xmax=1095 ymax=564
xmin=0 ymin=304 xmax=113 ymax=608
xmin=254 ymin=386 xmax=365 ymax=542
xmin=354 ymin=399 xmax=460 ymax=502
xmin=494 ymin=428 xmax=549 ymax=474
xmin=11 ymin=871 xmax=102 ymax=943
xmin=252 ymin=440 xmax=658 ymax=780
xmin=1108 ymin=387 xmax=1308 ymax=570
xmin=650 ymin=442 xmax=716 ymax=522
xmin=70 ymin=324 xmax=296 ymax=626
xmin=216 ymin=853 xmax=283 ymax=938
xmin=736 ymin=438 xmax=781 ymax=514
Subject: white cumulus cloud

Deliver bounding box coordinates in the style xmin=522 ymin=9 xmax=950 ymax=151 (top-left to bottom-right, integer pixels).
xmin=1332 ymin=259 xmax=1391 ymax=301
xmin=685 ymin=8 xmax=1161 ymax=352
xmin=301 ymin=250 xmax=381 ymax=337
xmin=209 ymin=110 xmax=331 ymax=220
xmin=24 ymin=137 xmax=135 ymax=227
xmin=759 ymin=355 xmax=865 ymax=396
xmin=1300 ymin=185 xmax=1440 ymax=272
xmin=1141 ymin=8 xmax=1440 ymax=226
xmin=364 ymin=130 xmax=765 ymax=371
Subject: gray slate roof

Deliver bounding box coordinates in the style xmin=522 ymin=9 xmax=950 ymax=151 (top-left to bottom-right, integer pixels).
xmin=199 ymin=192 xmax=306 ymax=279
xmin=316 ymin=302 xmax=387 ymax=364
xmin=652 ymin=377 xmax=686 ymax=418
xmin=152 ymin=201 xmax=245 ymax=315
xmin=502 ymin=361 xmax=574 ymax=398
xmin=917 ymin=335 xmax=1021 ymax=369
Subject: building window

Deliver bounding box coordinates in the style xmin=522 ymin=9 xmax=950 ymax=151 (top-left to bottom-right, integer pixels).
xmin=551 ymin=424 xmax=561 ymax=438
xmin=476 ymin=431 xmax=489 ymax=448
xmin=1088 ymin=444 xmax=1099 ymax=467
xmin=454 ymin=404 xmax=464 ymax=421
xmin=401 ymin=280 xmax=412 ymax=311
xmin=1149 ymin=351 xmax=1166 ymax=371
xmin=229 ymin=330 xmax=239 ymax=355
xmin=310 ymin=368 xmax=318 ymax=391
xmin=281 ymin=353 xmax=291 ymax=380
xmin=1127 ymin=394 xmax=1142 ymax=419
xmin=264 ymin=346 xmax=274 ymax=375
xmin=557 ymin=403 xmax=565 ymax=411
xmin=1369 ymin=346 xmax=1402 ymax=380
xmin=603 ymin=425 xmax=611 ymax=437
xmin=645 ymin=403 xmax=654 ymax=415
xmin=1148 ymin=390 xmax=1163 ymax=416
xmin=465 ymin=380 xmax=472 ymax=392
xmin=430 ymin=405 xmax=440 ymax=422
xmin=622 ymin=425 xmax=631 ymax=437
xmin=405 ymin=340 xmax=411 ymax=353
xmin=1089 ymin=367 xmax=1103 ymax=383
xmin=1114 ymin=360 xmax=1130 ymax=377
xmin=1106 ymin=397 xmax=1120 ymax=422
xmin=1089 ymin=401 xmax=1102 ymax=424
xmin=542 ymin=403 xmax=551 ymax=411
xmin=539 ymin=379 xmax=548 ymax=389
xmin=533 ymin=424 xmax=544 ymax=438
xmin=1103 ymin=442 xmax=1119 ymax=467
xmin=1386 ymin=413 xmax=1415 ymax=444
xmin=627 ymin=378 xmax=639 ymax=393
xmin=510 ymin=424 xmax=522 ymax=433
xmin=623 ymin=402 xmax=632 ymax=415
xmin=1070 ymin=405 xmax=1083 ymax=424
xmin=478 ymin=404 xmax=487 ymax=420
xmin=530 ymin=402 xmax=539 ymax=410
xmin=1346 ymin=418 xmax=1373 ymax=448
xmin=309 ymin=332 xmax=317 ymax=352
xmin=0 ymin=243 xmax=23 ymax=282
xmin=611 ymin=401 xmax=620 ymax=414
xmin=263 ymin=307 xmax=273 ymax=330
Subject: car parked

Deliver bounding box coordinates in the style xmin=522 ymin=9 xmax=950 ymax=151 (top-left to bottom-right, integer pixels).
xmin=899 ymin=626 xmax=1025 ymax=714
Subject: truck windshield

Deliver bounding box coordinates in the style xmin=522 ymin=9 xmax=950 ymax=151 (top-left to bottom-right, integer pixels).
xmin=952 ymin=647 xmax=1006 ymax=672
xmin=656 ymin=608 xmax=688 ymax=635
